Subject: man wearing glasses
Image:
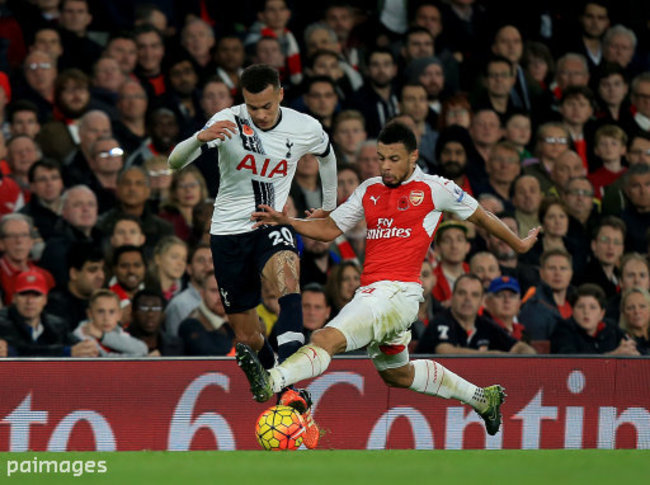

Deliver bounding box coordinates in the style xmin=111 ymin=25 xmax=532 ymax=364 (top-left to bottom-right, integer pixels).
xmin=18 ymin=50 xmax=57 ymax=123
xmin=87 ymin=137 xmax=124 ymax=214
xmin=0 ymin=213 xmax=54 ymax=305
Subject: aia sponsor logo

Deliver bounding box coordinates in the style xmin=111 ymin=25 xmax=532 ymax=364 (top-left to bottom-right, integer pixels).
xmin=367 ymin=217 xmax=412 ymax=239
xmin=236 ymin=154 xmax=288 ymax=178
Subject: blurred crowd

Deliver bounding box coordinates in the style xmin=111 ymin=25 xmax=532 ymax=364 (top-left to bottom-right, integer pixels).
xmin=0 ymin=0 xmax=649 ymax=358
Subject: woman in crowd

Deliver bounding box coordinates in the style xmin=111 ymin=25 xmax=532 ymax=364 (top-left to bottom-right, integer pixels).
xmin=159 ymin=166 xmax=208 ymax=241
xmin=146 ymin=236 xmax=188 ymax=302
xmin=619 ymin=287 xmax=650 ymax=355
xmin=325 ymin=260 xmax=362 ymax=319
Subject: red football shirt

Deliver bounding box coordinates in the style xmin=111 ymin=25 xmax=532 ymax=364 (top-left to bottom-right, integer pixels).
xmin=330 ymin=167 xmax=478 ymax=286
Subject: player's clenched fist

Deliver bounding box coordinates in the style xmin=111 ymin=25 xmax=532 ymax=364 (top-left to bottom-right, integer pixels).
xmin=197 ymin=120 xmax=238 ymax=142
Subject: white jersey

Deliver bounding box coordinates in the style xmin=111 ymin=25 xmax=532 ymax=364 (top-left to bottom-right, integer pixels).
xmin=201 ymin=105 xmax=331 ymax=235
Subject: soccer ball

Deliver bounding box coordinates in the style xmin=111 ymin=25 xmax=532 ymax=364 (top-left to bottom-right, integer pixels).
xmin=255 ymin=405 xmax=305 ymax=451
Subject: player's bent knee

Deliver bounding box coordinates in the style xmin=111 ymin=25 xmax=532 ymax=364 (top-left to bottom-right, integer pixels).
xmin=310 ymin=327 xmax=347 ymax=356
xmin=379 ymin=365 xmax=413 ymax=388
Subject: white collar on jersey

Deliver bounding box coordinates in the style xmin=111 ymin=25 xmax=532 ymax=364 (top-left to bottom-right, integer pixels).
xmin=400 ymin=165 xmax=423 ymax=185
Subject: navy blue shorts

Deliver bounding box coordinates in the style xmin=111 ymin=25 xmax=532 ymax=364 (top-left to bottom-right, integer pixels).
xmin=210 ymin=225 xmax=299 ymax=314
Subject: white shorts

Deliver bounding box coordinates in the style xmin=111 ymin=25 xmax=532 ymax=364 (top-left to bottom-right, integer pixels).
xmin=326 ymin=281 xmax=423 ymax=371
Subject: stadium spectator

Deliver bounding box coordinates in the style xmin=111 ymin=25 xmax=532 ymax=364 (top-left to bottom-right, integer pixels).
xmin=434 ymin=125 xmax=476 ymax=195
xmin=353 ymin=47 xmax=399 ymax=138
xmin=214 ymin=35 xmax=246 ymax=98
xmin=0 ymin=270 xmax=98 ymax=357
xmin=594 ymin=63 xmax=633 ymax=128
xmin=602 ymin=25 xmax=637 ymax=73
xmin=133 ymin=24 xmax=166 ymax=98
xmin=558 ymin=86 xmax=596 ymax=168
xmin=145 ymin=235 xmax=187 ymax=302
xmin=519 ymin=197 xmax=572 ymax=269
xmin=606 ymin=252 xmax=650 ymax=322
xmin=180 ymin=18 xmax=217 ymax=83
xmin=399 ymin=83 xmax=438 ymax=171
xmin=572 ymin=1 xmax=610 ymax=72
xmin=512 ymin=175 xmax=543 ymax=239
xmin=91 ymin=57 xmax=126 ymax=111
xmin=332 ymin=111 xmax=367 ymax=165
xmin=619 ymin=163 xmax=650 ymax=253
xmin=112 ymin=80 xmax=148 ymax=155
xmin=469 ymin=251 xmax=501 ymax=290
xmin=467 ymin=109 xmax=501 ymax=184
xmin=109 ymin=244 xmax=146 ymax=324
xmin=19 ymin=159 xmax=63 ymax=240
xmin=8 ymin=101 xmax=41 ymax=138
xmin=562 ymin=176 xmax=599 ymax=274
xmin=108 ymin=214 xmax=146 ymax=251
xmin=104 ymin=31 xmax=138 ymax=77
xmin=126 ymin=107 xmax=179 ymax=168
xmin=161 ymin=55 xmax=201 ymax=134
xmin=483 ymin=276 xmax=527 ymax=342
xmin=523 ymin=122 xmax=571 ymax=193
xmin=504 ymin=112 xmax=532 ymax=161
xmin=300 ymin=283 xmax=331 ymax=341
xmin=520 ymin=248 xmax=575 ymax=341
xmin=477 ymin=141 xmax=521 ymax=212
xmin=178 ymin=271 xmax=234 ymax=356
xmin=165 ymin=243 xmax=213 ymax=337
xmin=73 ymin=289 xmax=148 ymax=357
xmin=18 ymin=50 xmax=57 ymax=122
xmin=619 ymin=287 xmax=650 ymax=355
xmin=417 ymin=274 xmax=534 ymax=354
xmin=630 ymin=73 xmax=650 ymax=136
xmin=85 ymin=136 xmax=123 ymax=214
xmin=5 ymin=135 xmax=41 ymax=196
xmin=0 ymin=214 xmax=55 ymax=304
xmin=199 ymin=78 xmax=234 ymax=123
xmin=574 ymin=216 xmax=626 ymax=299
xmin=45 ymin=242 xmax=105 ymax=330
xmin=438 ymin=92 xmax=472 ymax=130
xmin=551 ymin=283 xmax=638 ymax=355
xmin=129 ymin=289 xmax=183 ymax=356
xmin=490 ymin=25 xmax=534 ymax=114
xmin=96 ymin=166 xmax=174 ymax=251
xmin=39 ymin=185 xmax=99 ymax=285
xmin=305 ymin=49 xmax=362 ymax=104
xmin=475 ymin=56 xmax=521 ymax=124
xmin=550 ymin=150 xmax=587 ymax=200
xmin=432 ymin=221 xmax=470 ymax=306
xmin=245 ymin=0 xmax=302 ymax=86
xmin=65 ymin=110 xmax=112 ymax=187
xmin=302 ymin=77 xmax=339 ymax=133
xmin=300 ymin=236 xmax=337 ymax=288
xmin=31 ymin=28 xmax=63 ymax=67
xmin=589 ymin=125 xmax=628 ymax=199
xmin=323 ymin=2 xmax=358 ymax=68
xmin=355 ymin=140 xmax=380 ymax=181
xmin=325 ymin=260 xmax=361 ymax=319
xmin=158 ymin=166 xmax=207 ymax=241
xmin=57 ymin=0 xmax=103 ymax=73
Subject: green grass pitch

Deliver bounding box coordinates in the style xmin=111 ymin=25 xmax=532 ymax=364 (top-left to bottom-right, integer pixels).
xmin=0 ymin=450 xmax=647 ymax=485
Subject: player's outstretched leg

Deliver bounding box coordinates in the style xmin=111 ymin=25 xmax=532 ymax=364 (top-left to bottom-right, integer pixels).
xmin=476 ymin=385 xmax=506 ymax=436
xmin=408 ymin=360 xmax=506 ymax=436
xmin=235 ymin=343 xmax=274 ymax=402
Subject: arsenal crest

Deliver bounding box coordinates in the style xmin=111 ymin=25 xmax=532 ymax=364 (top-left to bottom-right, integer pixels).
xmin=409 ymin=190 xmax=424 ymax=206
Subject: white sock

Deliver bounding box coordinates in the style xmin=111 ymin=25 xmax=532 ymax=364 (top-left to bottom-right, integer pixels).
xmin=409 ymin=360 xmax=488 ymax=412
xmin=269 ymin=344 xmax=332 ymax=393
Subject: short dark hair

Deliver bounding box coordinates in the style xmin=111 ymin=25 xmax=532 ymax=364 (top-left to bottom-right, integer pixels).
xmin=27 ymin=159 xmax=61 ymax=184
xmin=110 ymin=214 xmax=144 ymax=235
xmin=487 ymin=55 xmax=514 ymax=78
xmin=593 ymin=215 xmax=626 ymax=240
xmin=560 ymin=85 xmax=595 ymax=106
xmin=188 ymin=242 xmax=211 ymax=264
xmin=132 ymin=288 xmax=167 ymax=312
xmin=305 ymin=75 xmax=337 ymax=93
xmin=133 ymin=23 xmax=164 ymax=43
xmin=67 ymin=242 xmax=104 ymax=271
xmin=240 ymin=64 xmax=280 ymax=93
xmin=112 ymin=244 xmax=145 ymax=267
xmin=366 ymin=46 xmax=396 ymax=65
xmin=572 ymin=283 xmax=606 ymax=309
xmin=378 ymin=122 xmax=417 ymax=153
xmin=540 ymin=248 xmax=572 ymax=267
xmin=453 ymin=273 xmax=484 ymax=294
xmin=8 ymin=100 xmax=39 ymax=124
xmin=405 ymin=26 xmax=434 ymax=42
